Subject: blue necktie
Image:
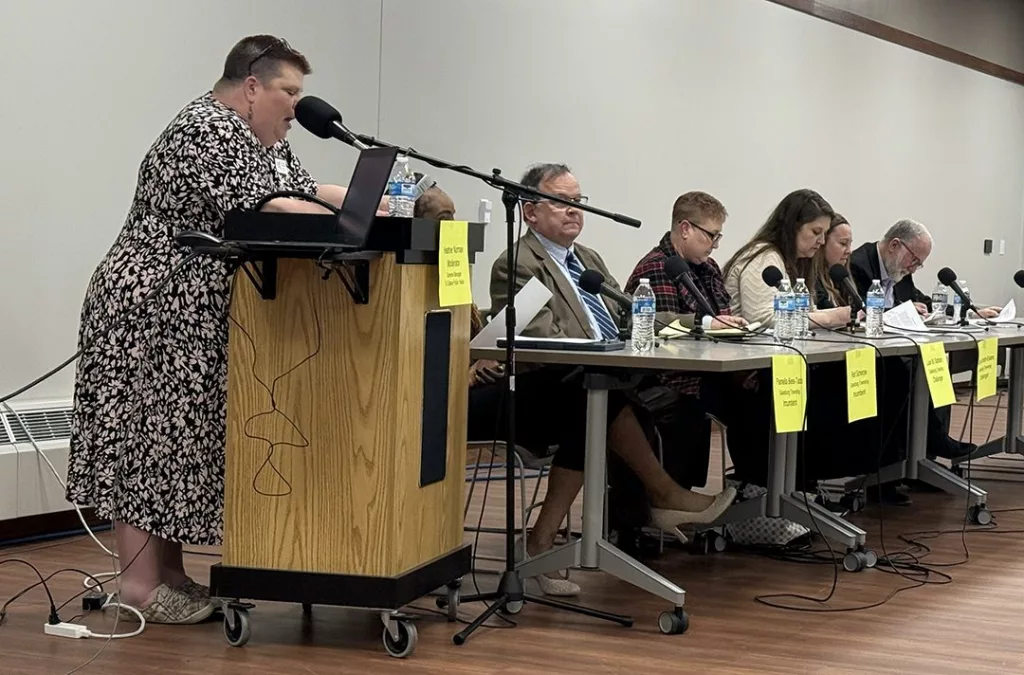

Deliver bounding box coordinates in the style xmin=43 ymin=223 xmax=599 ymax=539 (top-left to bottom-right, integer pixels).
xmin=565 ymin=251 xmax=620 ymax=340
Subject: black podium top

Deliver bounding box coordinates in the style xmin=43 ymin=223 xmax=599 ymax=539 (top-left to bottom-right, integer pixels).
xmin=222 ymin=211 xmax=487 ymax=265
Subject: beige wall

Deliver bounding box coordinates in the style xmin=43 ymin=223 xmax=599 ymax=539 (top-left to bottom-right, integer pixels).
xmin=823 ymin=0 xmax=1024 ymax=73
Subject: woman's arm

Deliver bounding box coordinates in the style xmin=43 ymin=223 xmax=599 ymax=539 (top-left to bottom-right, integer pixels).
xmin=735 ymin=249 xmax=785 ymax=326
xmin=808 ymin=306 xmax=852 ymax=330
xmin=317 ymin=183 xmax=389 ymax=215
xmin=260 ymin=197 xmax=333 ymax=214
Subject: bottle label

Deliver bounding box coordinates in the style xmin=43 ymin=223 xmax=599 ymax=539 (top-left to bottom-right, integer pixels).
xmin=388 ymin=181 xmax=417 ymax=199
xmin=795 ymin=295 xmax=809 ymax=310
xmin=784 ymin=297 xmax=795 ymax=311
xmin=774 ymin=296 xmax=782 ymax=311
xmin=866 ymin=295 xmax=885 ymax=309
xmin=632 ymin=297 xmax=655 ymax=315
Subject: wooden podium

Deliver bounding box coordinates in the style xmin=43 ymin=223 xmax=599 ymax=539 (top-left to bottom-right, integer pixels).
xmin=208 ymin=214 xmax=485 ymax=656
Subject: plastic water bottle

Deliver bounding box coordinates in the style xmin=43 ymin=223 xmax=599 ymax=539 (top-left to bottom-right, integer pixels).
xmin=931 ymin=283 xmax=948 ymax=326
xmin=793 ymin=278 xmax=810 ymax=338
xmin=387 ymin=155 xmax=417 ymax=218
xmin=774 ymin=279 xmax=794 ymax=342
xmin=865 ymin=279 xmax=885 ymax=337
xmin=959 ymin=279 xmax=971 ymax=322
xmin=631 ymin=278 xmax=656 ymax=354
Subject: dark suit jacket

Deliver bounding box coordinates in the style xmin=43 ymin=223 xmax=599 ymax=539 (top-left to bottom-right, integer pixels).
xmin=489 ymin=229 xmax=626 ymax=339
xmin=849 ymin=241 xmax=931 ymax=310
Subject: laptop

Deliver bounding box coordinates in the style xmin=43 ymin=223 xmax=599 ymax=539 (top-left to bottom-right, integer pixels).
xmin=221 ymin=146 xmax=399 ymax=251
xmin=335 ymin=146 xmax=400 ymax=247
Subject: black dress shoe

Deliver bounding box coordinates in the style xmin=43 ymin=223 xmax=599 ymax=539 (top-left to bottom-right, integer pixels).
xmin=929 ymin=438 xmax=978 ymax=461
xmin=902 ymin=478 xmax=943 ymax=493
xmin=866 ymin=483 xmax=912 ymax=506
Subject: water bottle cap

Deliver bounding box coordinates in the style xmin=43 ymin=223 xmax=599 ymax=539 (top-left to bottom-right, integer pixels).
xmin=796 ymin=278 xmax=804 ymax=283
xmin=640 ymin=278 xmax=650 ymax=284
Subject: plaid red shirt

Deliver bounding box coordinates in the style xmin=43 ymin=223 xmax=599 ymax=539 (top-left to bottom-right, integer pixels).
xmin=625 ymin=232 xmax=733 ymax=396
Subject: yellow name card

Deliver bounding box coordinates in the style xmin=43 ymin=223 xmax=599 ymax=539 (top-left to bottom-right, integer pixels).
xmin=845 ymin=347 xmax=877 ymax=423
xmin=772 ymin=354 xmax=806 ymax=433
xmin=919 ymin=341 xmax=955 ymax=408
xmin=438 ymin=220 xmax=472 ymax=307
xmin=976 ymin=337 xmax=999 ymax=402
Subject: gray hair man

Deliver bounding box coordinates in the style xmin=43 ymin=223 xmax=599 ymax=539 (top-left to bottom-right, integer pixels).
xmin=850 ymin=218 xmax=1000 ymax=318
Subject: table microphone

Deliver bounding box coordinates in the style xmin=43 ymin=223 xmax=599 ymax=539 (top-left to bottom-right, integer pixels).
xmin=829 ymin=264 xmax=864 ymax=314
xmin=937 ymin=267 xmax=985 ymax=322
xmin=761 ymin=265 xmax=784 ymax=289
xmin=295 ymin=96 xmax=368 ymax=150
xmin=578 ymin=269 xmax=633 ymax=312
xmin=664 ymin=256 xmax=719 ymax=320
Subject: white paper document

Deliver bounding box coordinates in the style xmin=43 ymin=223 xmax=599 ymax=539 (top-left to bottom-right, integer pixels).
xmin=470 ymin=277 xmax=553 ymax=345
xmin=883 ymin=300 xmax=928 ymax=332
xmin=990 ymin=299 xmax=1016 ymax=323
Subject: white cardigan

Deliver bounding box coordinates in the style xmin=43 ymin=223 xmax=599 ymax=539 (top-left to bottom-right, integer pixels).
xmin=724 ymin=245 xmax=788 ymax=327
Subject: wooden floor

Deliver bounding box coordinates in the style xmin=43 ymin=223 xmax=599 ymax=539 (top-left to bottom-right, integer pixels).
xmin=3 ymin=395 xmax=1024 ymax=675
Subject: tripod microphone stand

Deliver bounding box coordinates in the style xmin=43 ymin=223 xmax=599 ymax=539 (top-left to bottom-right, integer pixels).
xmin=350 ymin=133 xmax=639 ymax=643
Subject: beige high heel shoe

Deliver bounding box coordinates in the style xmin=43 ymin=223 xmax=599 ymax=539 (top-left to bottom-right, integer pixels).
xmin=514 ymin=538 xmax=581 ymax=597
xmin=650 ymin=486 xmax=737 ymax=530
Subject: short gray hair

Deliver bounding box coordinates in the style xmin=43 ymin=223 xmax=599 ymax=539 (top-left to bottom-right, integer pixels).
xmin=882 ymin=218 xmax=931 ymax=245
xmin=520 ymin=163 xmax=572 ymax=190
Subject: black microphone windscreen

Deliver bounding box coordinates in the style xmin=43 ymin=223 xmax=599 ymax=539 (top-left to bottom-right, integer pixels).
xmin=664 ymin=256 xmax=689 ymax=280
xmin=761 ymin=265 xmax=784 ymax=288
xmin=937 ymin=267 xmax=957 ymax=286
xmin=295 ymin=96 xmax=342 ymax=139
xmin=578 ymin=269 xmax=605 ymax=295
xmin=828 ymin=264 xmax=849 ymax=284
xmin=1014 ymin=270 xmax=1024 ymax=289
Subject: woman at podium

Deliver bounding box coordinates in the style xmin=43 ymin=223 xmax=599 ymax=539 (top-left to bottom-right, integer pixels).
xmin=65 ymin=36 xmax=363 ymax=624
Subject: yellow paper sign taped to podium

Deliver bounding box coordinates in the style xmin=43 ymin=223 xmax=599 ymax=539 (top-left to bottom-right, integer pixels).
xmin=845 ymin=347 xmax=877 ymax=423
xmin=772 ymin=354 xmax=806 ymax=433
xmin=438 ymin=220 xmax=472 ymax=307
xmin=918 ymin=341 xmax=955 ymax=408
xmin=976 ymin=337 xmax=999 ymax=402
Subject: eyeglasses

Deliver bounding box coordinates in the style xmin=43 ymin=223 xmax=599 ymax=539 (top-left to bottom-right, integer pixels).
xmin=684 ymin=220 xmax=723 ymax=244
xmin=895 ymin=238 xmax=924 ymax=269
xmin=536 ymin=195 xmax=589 ymax=209
xmin=247 ymin=38 xmax=291 ymax=75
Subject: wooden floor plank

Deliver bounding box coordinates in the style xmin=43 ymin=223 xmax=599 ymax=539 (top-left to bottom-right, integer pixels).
xmin=2 ymin=397 xmax=1023 ymax=674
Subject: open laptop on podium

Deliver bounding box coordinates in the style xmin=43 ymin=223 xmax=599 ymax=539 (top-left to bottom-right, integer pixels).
xmin=222 ymin=145 xmax=400 ymax=251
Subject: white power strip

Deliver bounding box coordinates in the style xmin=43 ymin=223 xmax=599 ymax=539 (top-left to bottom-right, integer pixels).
xmin=45 ymin=622 xmax=90 ymax=639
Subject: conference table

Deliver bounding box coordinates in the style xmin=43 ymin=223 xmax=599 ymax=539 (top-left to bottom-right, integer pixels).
xmin=470 ymin=322 xmax=1024 ymax=627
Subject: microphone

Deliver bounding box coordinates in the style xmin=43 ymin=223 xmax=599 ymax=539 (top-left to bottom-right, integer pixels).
xmin=664 ymin=256 xmax=718 ymax=320
xmin=829 ymin=264 xmax=864 ymax=313
xmin=579 ymin=269 xmax=633 ymax=312
xmin=761 ymin=265 xmax=784 ymax=289
xmin=294 ymin=96 xmax=368 ymax=150
xmin=1014 ymin=270 xmax=1024 ymax=289
xmin=937 ymin=267 xmax=980 ymax=318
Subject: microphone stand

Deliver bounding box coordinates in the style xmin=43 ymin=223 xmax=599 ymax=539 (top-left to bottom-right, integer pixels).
xmin=353 ymin=133 xmax=640 ymax=644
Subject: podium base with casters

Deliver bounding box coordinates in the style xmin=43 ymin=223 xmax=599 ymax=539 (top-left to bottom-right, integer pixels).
xmin=210 ymin=544 xmax=471 ymax=658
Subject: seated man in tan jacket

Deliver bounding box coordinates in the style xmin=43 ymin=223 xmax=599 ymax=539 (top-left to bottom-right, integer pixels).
xmin=489 ymin=163 xmax=735 ymax=592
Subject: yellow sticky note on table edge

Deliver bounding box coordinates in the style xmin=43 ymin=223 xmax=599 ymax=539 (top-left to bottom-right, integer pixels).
xmin=845 ymin=347 xmax=877 ymax=423
xmin=771 ymin=354 xmax=806 ymax=434
xmin=976 ymin=337 xmax=999 ymax=402
xmin=438 ymin=220 xmax=472 ymax=307
xmin=918 ymin=341 xmax=955 ymax=408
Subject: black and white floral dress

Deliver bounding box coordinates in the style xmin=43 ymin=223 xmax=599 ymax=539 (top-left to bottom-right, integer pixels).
xmin=66 ymin=92 xmax=317 ymax=545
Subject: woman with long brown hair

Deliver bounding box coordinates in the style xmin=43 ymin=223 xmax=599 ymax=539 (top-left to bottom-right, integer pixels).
xmin=814 ymin=212 xmax=854 ymax=309
xmin=723 ymin=189 xmax=850 ymax=329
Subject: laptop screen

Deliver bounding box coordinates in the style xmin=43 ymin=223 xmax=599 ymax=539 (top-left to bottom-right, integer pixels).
xmin=337 ymin=146 xmax=400 ymax=245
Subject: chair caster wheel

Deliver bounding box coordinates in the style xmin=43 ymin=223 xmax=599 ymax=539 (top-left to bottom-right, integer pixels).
xmin=658 ymin=607 xmax=688 ymax=635
xmin=969 ymin=505 xmax=993 ymax=526
xmin=382 ymin=620 xmax=417 ymax=658
xmin=843 ymin=550 xmax=871 ymax=572
xmin=224 ymin=607 xmax=251 ymax=647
